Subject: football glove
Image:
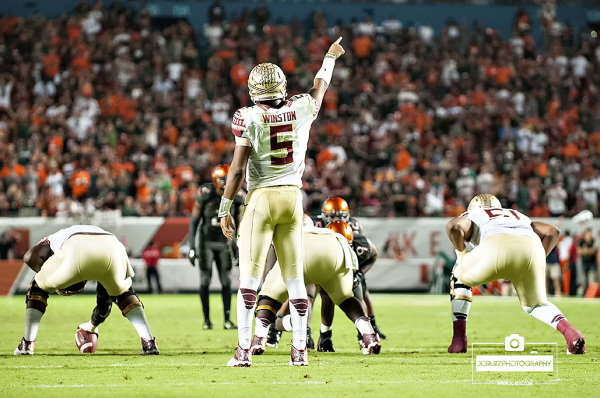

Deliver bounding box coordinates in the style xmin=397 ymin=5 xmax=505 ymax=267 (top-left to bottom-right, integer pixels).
xmin=188 ymin=248 xmax=197 ymax=266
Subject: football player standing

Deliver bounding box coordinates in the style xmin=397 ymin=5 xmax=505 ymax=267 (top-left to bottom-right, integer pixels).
xmin=188 ymin=164 xmax=243 ymax=330
xmin=446 ymin=194 xmax=585 ymax=355
xmin=220 ymin=38 xmax=346 ymax=366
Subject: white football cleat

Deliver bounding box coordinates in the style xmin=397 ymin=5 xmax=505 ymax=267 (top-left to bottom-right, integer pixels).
xmin=14 ymin=338 xmax=35 ymax=355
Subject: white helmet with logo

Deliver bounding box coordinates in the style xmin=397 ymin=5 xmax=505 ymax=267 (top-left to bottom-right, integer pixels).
xmin=468 ymin=194 xmax=501 ymax=210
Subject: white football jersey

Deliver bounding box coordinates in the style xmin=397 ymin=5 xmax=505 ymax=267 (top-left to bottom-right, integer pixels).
xmin=43 ymin=225 xmax=113 ymax=253
xmin=231 ymin=94 xmax=319 ymax=190
xmin=463 ymin=207 xmax=537 ymax=246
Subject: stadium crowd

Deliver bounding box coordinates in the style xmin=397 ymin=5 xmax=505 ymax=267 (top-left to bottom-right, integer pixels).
xmin=0 ymin=1 xmax=599 ymax=218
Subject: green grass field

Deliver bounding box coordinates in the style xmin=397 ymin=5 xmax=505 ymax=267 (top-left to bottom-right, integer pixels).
xmin=1 ymin=293 xmax=598 ymax=397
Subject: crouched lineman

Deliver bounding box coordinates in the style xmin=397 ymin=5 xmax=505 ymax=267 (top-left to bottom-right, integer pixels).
xmin=310 ymin=196 xmax=386 ymax=350
xmin=447 ymin=194 xmax=585 ymax=355
xmin=14 ymin=225 xmax=158 ymax=355
xmin=251 ymin=220 xmax=381 ymax=356
xmin=188 ymin=164 xmax=243 ymax=330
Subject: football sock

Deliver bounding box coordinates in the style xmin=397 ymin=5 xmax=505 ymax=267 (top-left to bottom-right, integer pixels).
xmin=355 ymin=316 xmax=374 ymax=335
xmin=254 ymin=316 xmax=270 ymax=338
xmin=451 ymin=277 xmax=472 ymax=322
xmin=199 ymin=285 xmax=210 ymax=322
xmin=222 ymin=286 xmax=231 ymax=321
xmin=286 ymin=277 xmax=308 ymax=350
xmin=24 ymin=308 xmax=43 ymax=341
xmin=125 ymin=306 xmax=153 ymax=340
xmin=237 ymin=277 xmax=260 ymax=349
xmin=523 ymin=301 xmax=565 ymax=329
xmin=321 ymin=323 xmax=332 ymax=333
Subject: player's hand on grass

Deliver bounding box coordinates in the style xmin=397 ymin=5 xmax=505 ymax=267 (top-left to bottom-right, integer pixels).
xmin=327 ymin=37 xmax=345 ymax=59
xmin=221 ymin=214 xmax=236 ymax=240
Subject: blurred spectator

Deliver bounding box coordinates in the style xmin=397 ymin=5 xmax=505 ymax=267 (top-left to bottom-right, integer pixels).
xmin=546 ymin=246 xmax=562 ymax=297
xmin=142 ymin=240 xmax=162 ymax=294
xmin=0 ymin=228 xmax=21 ymax=259
xmin=546 ymin=177 xmax=567 ymax=217
xmin=0 ymin=3 xmax=600 ymax=219
xmin=577 ymin=228 xmax=597 ymax=295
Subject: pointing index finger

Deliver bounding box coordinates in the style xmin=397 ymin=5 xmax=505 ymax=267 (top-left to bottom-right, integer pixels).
xmin=334 ymin=37 xmax=343 ymax=45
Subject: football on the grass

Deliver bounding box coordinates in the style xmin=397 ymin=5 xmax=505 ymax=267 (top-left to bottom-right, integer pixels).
xmin=75 ymin=328 xmax=98 ymax=353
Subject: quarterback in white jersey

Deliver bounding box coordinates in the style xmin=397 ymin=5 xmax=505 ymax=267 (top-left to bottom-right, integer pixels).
xmin=219 ymin=38 xmax=345 ymax=367
xmin=446 ymin=194 xmax=585 ymax=355
xmin=231 ymin=94 xmax=318 ymax=190
xmin=14 ymin=225 xmax=158 ymax=356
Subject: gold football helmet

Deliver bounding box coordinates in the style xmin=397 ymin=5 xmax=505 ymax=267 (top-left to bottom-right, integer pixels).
xmin=468 ymin=194 xmax=501 ymax=210
xmin=248 ymin=63 xmax=287 ymax=103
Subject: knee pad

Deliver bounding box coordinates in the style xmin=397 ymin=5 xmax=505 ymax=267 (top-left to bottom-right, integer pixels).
xmin=115 ymin=288 xmax=141 ymax=316
xmin=26 ymin=281 xmax=49 ymax=313
xmin=256 ymin=295 xmax=282 ymax=318
xmin=450 ymin=274 xmax=472 ymax=302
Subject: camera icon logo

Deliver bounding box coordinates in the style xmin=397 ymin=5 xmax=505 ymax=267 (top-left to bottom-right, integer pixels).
xmin=505 ymin=334 xmax=525 ymax=351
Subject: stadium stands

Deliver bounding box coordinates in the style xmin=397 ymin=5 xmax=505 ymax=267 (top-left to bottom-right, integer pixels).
xmin=0 ymin=0 xmax=598 ymax=218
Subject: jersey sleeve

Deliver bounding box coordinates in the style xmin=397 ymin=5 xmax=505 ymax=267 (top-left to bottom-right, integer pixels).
xmin=290 ymin=94 xmax=319 ymax=121
xmin=231 ymin=109 xmax=247 ymax=138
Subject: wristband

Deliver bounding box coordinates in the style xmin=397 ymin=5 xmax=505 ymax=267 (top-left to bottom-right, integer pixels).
xmin=455 ymin=248 xmax=468 ymax=263
xmin=218 ymin=197 xmax=233 ymax=218
xmin=314 ymin=56 xmax=336 ymax=86
xmin=325 ymin=52 xmax=337 ymax=60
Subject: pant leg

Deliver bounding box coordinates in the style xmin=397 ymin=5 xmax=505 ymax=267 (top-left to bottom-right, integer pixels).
xmin=238 ymin=188 xmax=276 ymax=279
xmin=212 ymin=241 xmax=233 ymax=318
xmin=91 ymin=283 xmax=113 ymax=325
xmin=35 ymin=238 xmax=86 ymax=293
xmin=271 ymin=187 xmax=304 ymax=280
xmin=93 ymin=235 xmax=133 ymax=296
xmin=212 ymin=241 xmax=233 ymax=288
xmin=453 ymin=235 xmax=504 ymax=287
xmin=259 ymin=262 xmax=288 ymax=304
xmin=198 ymin=241 xmax=215 ymax=287
xmin=146 ymin=267 xmax=154 ymax=293
xmin=507 ymin=237 xmax=548 ymax=308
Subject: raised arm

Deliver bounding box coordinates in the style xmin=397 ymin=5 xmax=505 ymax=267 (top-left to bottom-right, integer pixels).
xmin=308 ymin=37 xmax=345 ymax=108
xmin=531 ymin=221 xmax=560 ymax=257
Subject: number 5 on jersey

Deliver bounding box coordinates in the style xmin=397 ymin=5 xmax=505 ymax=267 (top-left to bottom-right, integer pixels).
xmin=270 ymin=124 xmax=294 ymax=165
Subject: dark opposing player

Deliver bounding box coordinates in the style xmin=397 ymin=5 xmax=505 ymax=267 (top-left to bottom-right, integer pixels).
xmin=14 ymin=225 xmax=158 ymax=356
xmin=188 ymin=164 xmax=243 ymax=330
